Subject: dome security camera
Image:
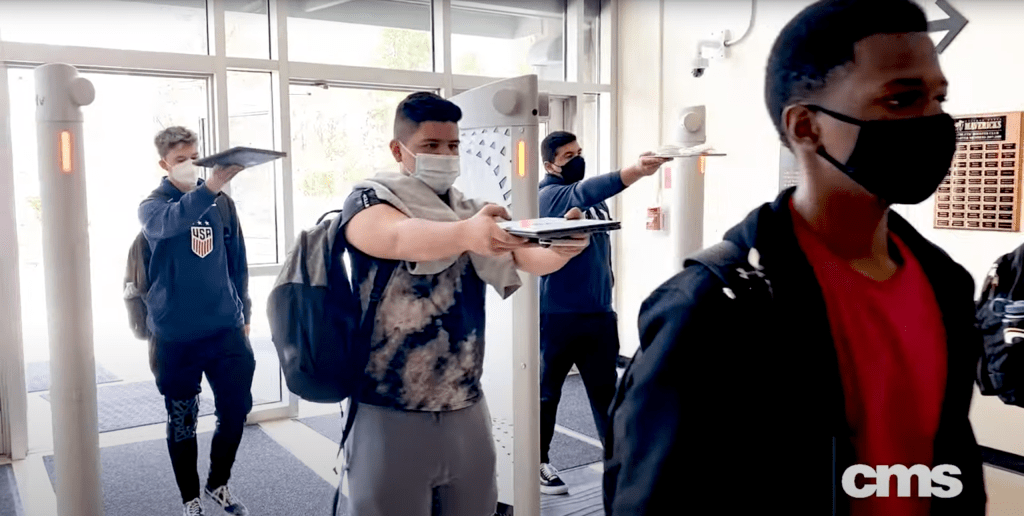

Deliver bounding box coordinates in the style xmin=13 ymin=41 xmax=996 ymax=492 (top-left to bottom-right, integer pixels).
xmin=692 ymin=56 xmax=709 ymax=78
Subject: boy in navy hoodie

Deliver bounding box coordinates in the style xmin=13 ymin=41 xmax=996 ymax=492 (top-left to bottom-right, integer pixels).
xmin=140 ymin=126 xmax=253 ymax=516
xmin=535 ymin=131 xmax=669 ymax=494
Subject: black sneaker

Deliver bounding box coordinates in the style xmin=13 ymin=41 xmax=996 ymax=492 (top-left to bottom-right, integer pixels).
xmin=540 ymin=463 xmax=569 ymax=495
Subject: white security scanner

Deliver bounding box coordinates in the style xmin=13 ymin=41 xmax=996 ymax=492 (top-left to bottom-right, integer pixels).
xmin=35 ymin=62 xmax=105 ymax=516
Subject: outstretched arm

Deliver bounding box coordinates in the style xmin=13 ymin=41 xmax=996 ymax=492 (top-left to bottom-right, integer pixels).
xmin=345 ymin=201 xmax=529 ymax=263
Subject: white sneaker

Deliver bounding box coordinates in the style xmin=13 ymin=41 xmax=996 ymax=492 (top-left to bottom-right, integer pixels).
xmin=183 ymin=498 xmax=205 ymax=516
xmin=540 ymin=463 xmax=569 ymax=495
xmin=204 ymin=485 xmax=248 ymax=515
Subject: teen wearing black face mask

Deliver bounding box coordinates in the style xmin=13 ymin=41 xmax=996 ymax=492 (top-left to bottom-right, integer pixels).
xmin=535 ymin=131 xmax=668 ymax=495
xmin=604 ymin=1 xmax=986 ymax=515
xmin=806 ymin=104 xmax=956 ymax=205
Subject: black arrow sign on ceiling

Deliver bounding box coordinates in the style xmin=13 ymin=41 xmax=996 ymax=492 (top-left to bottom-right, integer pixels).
xmin=927 ymin=0 xmax=968 ymax=53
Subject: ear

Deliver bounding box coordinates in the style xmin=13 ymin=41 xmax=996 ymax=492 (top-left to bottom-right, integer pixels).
xmin=543 ymin=162 xmax=558 ymax=175
xmin=389 ymin=140 xmax=403 ymax=163
xmin=782 ymin=105 xmax=820 ymax=151
xmin=159 ymin=159 xmax=170 ymax=173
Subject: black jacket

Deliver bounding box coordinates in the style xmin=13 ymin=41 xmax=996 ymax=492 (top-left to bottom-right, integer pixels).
xmin=603 ymin=187 xmax=986 ymax=515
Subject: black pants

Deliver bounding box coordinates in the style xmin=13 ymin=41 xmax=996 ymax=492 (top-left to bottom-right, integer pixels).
xmin=150 ymin=327 xmax=256 ymax=503
xmin=539 ymin=312 xmax=619 ymax=464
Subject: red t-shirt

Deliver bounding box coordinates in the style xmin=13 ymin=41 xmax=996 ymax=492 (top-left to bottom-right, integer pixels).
xmin=789 ymin=200 xmax=947 ymax=516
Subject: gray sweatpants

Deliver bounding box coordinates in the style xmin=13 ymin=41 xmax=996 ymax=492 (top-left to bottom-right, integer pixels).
xmin=342 ymin=396 xmax=499 ymax=516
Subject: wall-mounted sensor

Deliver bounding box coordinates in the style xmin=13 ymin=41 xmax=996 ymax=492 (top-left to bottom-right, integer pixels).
xmin=693 ymin=30 xmax=729 ymax=78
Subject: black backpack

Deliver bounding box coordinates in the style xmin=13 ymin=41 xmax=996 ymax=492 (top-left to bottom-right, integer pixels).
xmin=267 ymin=209 xmax=397 ymax=516
xmin=267 ymin=208 xmax=396 ymax=417
xmin=605 ymin=239 xmax=764 ymax=438
xmin=975 ymin=242 xmax=1024 ymax=406
xmin=604 ymin=240 xmax=769 ymax=513
xmin=124 ymin=192 xmax=235 ymax=341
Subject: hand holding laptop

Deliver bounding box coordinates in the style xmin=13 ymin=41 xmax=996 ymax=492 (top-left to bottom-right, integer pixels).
xmin=205 ymin=164 xmax=244 ymax=194
xmin=196 ymin=146 xmax=287 ymax=193
xmin=545 ymin=208 xmax=590 ymax=254
xmin=465 ymin=204 xmax=532 ymax=256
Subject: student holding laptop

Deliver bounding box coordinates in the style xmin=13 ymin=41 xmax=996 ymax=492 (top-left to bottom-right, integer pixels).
xmin=535 ymin=131 xmax=669 ymax=494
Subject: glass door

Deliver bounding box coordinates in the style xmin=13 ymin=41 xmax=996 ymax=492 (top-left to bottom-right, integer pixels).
xmin=8 ymin=69 xmax=288 ymax=443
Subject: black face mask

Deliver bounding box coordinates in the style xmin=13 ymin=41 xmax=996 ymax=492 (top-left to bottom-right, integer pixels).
xmin=806 ymin=105 xmax=956 ymax=205
xmin=556 ymin=155 xmax=585 ymax=183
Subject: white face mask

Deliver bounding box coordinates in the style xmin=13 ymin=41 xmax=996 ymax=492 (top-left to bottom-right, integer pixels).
xmin=168 ymin=160 xmax=198 ymax=191
xmin=401 ymin=142 xmax=460 ymax=194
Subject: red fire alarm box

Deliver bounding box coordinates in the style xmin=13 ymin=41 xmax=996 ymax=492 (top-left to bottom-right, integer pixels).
xmin=646 ymin=207 xmax=663 ymax=230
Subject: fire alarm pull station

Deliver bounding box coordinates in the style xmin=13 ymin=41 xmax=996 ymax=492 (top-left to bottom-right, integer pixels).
xmin=647 ymin=207 xmax=663 ymax=230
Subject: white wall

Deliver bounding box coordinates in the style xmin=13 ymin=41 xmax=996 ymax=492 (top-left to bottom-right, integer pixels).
xmin=617 ymin=0 xmax=1024 ymax=455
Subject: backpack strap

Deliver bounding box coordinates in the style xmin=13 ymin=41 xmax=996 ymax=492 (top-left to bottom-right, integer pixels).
xmin=683 ymin=240 xmax=745 ymax=286
xmin=215 ymin=193 xmax=235 ymax=239
xmin=318 ymin=208 xmax=342 ymax=225
xmin=339 ymin=261 xmax=397 ymax=449
xmin=330 ymin=217 xmax=399 ymax=516
xmin=684 ymin=240 xmax=773 ymax=301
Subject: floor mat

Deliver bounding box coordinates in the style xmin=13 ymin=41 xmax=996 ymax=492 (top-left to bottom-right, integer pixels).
xmin=41 ymin=381 xmax=216 ymax=433
xmin=25 ymin=360 xmax=119 ymax=393
xmin=555 ymin=375 xmax=600 ymax=441
xmin=0 ymin=464 xmax=23 ymax=516
xmin=541 ymin=464 xmax=604 ymax=515
xmin=549 ymin=431 xmax=602 ymax=471
xmin=42 ymin=425 xmax=341 ymax=515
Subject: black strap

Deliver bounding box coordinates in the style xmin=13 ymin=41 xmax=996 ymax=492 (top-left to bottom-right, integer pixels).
xmin=318 ymin=209 xmax=343 ymax=225
xmin=339 ymin=261 xmax=396 ymax=445
xmin=805 ymin=104 xmax=864 ymax=126
xmin=332 ymin=260 xmax=397 ymax=516
xmin=683 ymin=240 xmax=744 ymax=287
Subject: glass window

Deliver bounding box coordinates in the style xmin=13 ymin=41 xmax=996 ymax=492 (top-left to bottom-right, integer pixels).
xmin=248 ymin=275 xmax=282 ymax=406
xmin=226 ymin=71 xmax=279 ymax=266
xmin=582 ymin=0 xmax=602 ymax=84
xmin=289 ymin=84 xmax=415 ymax=237
xmin=286 ymin=0 xmax=432 ymax=71
xmin=451 ymin=0 xmax=566 ymax=81
xmin=0 ymin=0 xmax=208 ymax=55
xmin=225 ymin=0 xmax=271 ymax=59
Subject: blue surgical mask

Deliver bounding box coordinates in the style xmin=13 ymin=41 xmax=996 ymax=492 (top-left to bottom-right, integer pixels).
xmin=401 ymin=142 xmax=461 ymax=194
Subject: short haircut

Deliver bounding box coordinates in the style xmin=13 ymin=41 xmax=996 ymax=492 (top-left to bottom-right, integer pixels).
xmin=154 ymin=126 xmax=198 ymax=159
xmin=541 ymin=131 xmax=577 ymax=164
xmin=393 ymin=92 xmax=462 ymax=143
xmin=765 ymin=0 xmax=929 ymax=148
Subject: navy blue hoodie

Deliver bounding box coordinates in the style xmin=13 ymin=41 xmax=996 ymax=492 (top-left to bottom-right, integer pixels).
xmin=138 ymin=177 xmax=250 ymax=342
xmin=538 ymin=171 xmax=625 ymax=314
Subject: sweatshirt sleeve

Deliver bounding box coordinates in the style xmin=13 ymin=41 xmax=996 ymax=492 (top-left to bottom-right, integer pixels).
xmin=226 ymin=200 xmax=251 ymax=325
xmin=138 ymin=186 xmax=218 ymax=241
xmin=539 ymin=171 xmax=626 ymax=217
